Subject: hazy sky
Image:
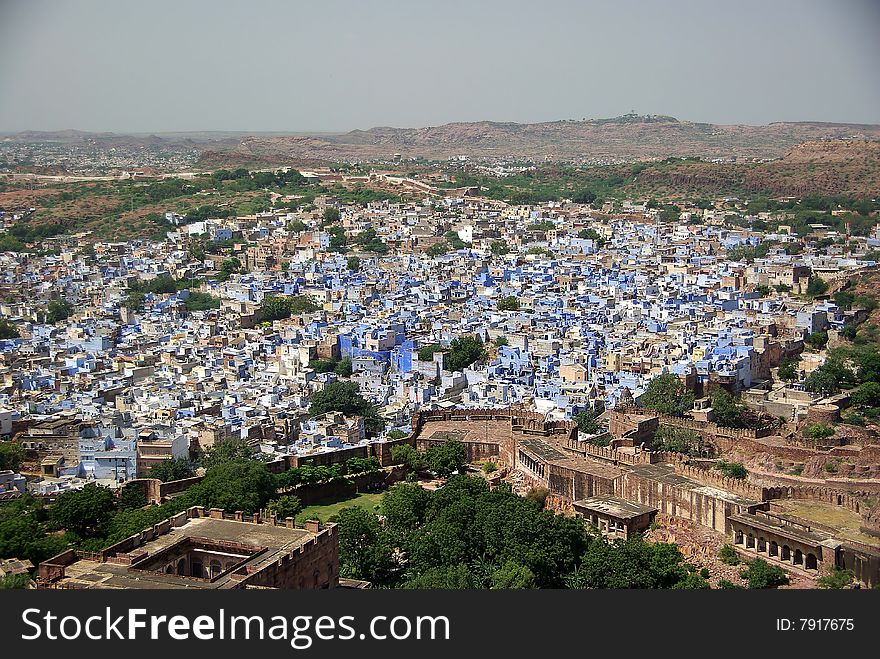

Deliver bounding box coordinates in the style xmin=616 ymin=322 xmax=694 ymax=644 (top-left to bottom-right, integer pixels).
xmin=1 ymin=0 xmax=879 ymax=133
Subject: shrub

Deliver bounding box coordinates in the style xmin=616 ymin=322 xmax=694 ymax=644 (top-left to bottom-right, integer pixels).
xmin=525 ymin=486 xmax=549 ymax=509
xmin=719 ymin=544 xmax=740 ymax=566
xmin=805 ymin=424 xmax=835 ymax=441
xmin=715 ymin=461 xmax=747 ymax=480
xmin=740 ymin=558 xmax=789 ymax=589
xmin=817 ymin=568 xmax=854 ymax=589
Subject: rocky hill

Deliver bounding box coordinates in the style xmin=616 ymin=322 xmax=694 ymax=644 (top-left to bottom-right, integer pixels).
xmin=196 ymin=115 xmax=880 ymax=165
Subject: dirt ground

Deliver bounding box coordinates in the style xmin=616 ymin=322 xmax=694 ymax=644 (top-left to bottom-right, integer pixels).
xmin=643 ymin=514 xmax=817 ymax=589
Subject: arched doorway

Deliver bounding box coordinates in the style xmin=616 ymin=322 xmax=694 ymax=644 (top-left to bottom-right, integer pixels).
xmin=758 ymin=537 xmax=766 ymax=552
xmin=734 ymin=530 xmax=743 ymax=545
xmin=805 ymin=553 xmax=817 ymax=570
xmin=191 ymin=559 xmax=203 ymax=578
xmin=165 ymin=564 xmax=174 ymax=574
xmin=176 ymin=558 xmax=186 ymax=575
xmin=746 ymin=533 xmax=755 ymax=549
xmin=781 ymin=545 xmax=791 ymax=561
xmin=210 ymin=560 xmax=222 ymax=578
xmin=793 ymin=549 xmax=803 ymax=566
xmin=769 ymin=541 xmax=778 ymax=557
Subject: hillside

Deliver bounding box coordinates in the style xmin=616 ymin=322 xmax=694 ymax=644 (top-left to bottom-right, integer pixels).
xmin=196 ymin=115 xmax=880 ymax=165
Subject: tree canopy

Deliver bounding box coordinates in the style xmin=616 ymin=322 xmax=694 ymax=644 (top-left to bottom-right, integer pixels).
xmin=640 ymin=373 xmax=694 ymax=417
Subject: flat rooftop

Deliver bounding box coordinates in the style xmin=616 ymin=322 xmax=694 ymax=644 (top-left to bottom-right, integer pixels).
xmin=573 ymin=495 xmax=657 ymax=519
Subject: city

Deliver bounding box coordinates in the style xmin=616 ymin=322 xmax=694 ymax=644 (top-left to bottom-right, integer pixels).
xmin=1 ymin=0 xmax=880 ymax=633
xmin=1 ymin=152 xmax=879 ymax=591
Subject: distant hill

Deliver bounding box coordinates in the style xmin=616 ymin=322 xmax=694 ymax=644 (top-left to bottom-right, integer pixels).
xmin=196 ymin=114 xmax=880 ymax=164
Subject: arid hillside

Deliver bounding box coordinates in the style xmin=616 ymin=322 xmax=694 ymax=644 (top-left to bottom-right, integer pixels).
xmin=196 ymin=115 xmax=880 ymax=164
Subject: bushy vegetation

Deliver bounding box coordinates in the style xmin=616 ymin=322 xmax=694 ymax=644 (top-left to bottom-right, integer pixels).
xmin=308 ymin=381 xmax=384 ymax=435
xmin=648 ymin=426 xmax=706 ymax=457
xmin=336 ymin=476 xmax=709 ymax=589
xmin=715 ymin=461 xmax=748 ymax=480
xmin=739 ymin=557 xmax=788 ymax=589
xmin=640 ymin=373 xmax=694 ymax=416
xmin=260 ymin=294 xmax=321 ymax=321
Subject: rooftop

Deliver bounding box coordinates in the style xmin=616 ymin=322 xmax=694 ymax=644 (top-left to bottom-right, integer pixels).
xmin=573 ymin=495 xmax=657 ymax=519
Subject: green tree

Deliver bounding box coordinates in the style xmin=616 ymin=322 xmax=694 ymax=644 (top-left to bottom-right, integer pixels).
xmin=573 ymin=537 xmax=692 ymax=589
xmin=740 ymin=558 xmax=788 ymax=589
xmin=50 ymin=483 xmax=116 ymax=537
xmin=807 ymin=275 xmax=828 ymax=297
xmin=0 ymin=441 xmax=25 ymax=471
xmin=381 ymin=482 xmax=432 ymax=545
xmin=46 ymin=300 xmax=73 ymax=324
xmin=574 ymin=409 xmax=601 ymax=435
xmin=710 ymin=389 xmax=744 ymax=428
xmin=640 ymin=373 xmax=694 ymax=417
xmin=117 ymin=485 xmax=147 ymax=511
xmin=345 ymin=456 xmax=379 ymax=474
xmin=834 ymin=290 xmax=855 ymax=310
xmin=260 ymin=295 xmax=292 ymax=321
xmin=446 ymin=335 xmax=487 ymax=372
xmin=851 ymin=381 xmax=880 ymax=408
xmin=719 ymin=544 xmax=740 ymax=565
xmin=649 ymin=426 xmax=705 ymax=457
xmin=777 ymin=359 xmax=798 ymax=382
xmin=491 ymin=561 xmax=536 ymax=589
xmin=184 ymin=292 xmax=221 ymax=312
xmin=425 ymin=439 xmax=467 ymax=477
xmin=178 ymin=460 xmax=276 ymax=515
xmin=0 ymin=573 xmax=32 ymax=589
xmin=402 ymin=564 xmax=480 ymax=589
xmin=576 ymin=228 xmax=605 ymax=246
xmin=334 ymin=357 xmax=353 ymax=377
xmin=804 ymin=368 xmax=840 ymax=396
xmin=497 ymin=296 xmax=520 ymax=312
xmin=147 ymin=457 xmax=193 ymax=482
xmin=336 ymin=506 xmax=393 ymax=583
xmin=322 ymin=207 xmax=340 ymax=224
xmin=0 ymin=496 xmax=67 ymax=565
xmin=806 ymin=331 xmax=828 ymax=349
xmin=805 ymin=424 xmax=835 ymax=440
xmin=346 ymin=256 xmax=361 ymax=272
xmin=199 ymin=438 xmax=255 ymax=468
xmin=389 ymin=444 xmax=426 ymax=474
xmin=490 ymin=241 xmax=510 ymax=256
xmin=309 ymin=381 xmax=383 ymax=435
xmin=265 ymin=495 xmax=303 ymax=521
xmin=0 ymin=318 xmax=19 ymax=339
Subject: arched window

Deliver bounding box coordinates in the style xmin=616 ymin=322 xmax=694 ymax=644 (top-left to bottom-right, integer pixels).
xmin=177 ymin=559 xmax=186 ymax=575
xmin=210 ymin=560 xmax=222 ymax=577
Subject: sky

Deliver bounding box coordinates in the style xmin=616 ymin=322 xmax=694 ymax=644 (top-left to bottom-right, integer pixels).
xmin=0 ymin=0 xmax=879 ymax=133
